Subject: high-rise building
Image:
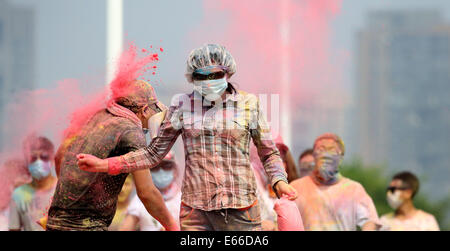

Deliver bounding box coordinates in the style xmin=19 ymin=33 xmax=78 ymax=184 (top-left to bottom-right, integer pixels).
xmin=0 ymin=0 xmax=35 ymax=151
xmin=356 ymin=10 xmax=450 ymax=197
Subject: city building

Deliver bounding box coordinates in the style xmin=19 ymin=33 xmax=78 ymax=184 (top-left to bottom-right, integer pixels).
xmin=0 ymin=0 xmax=35 ymax=151
xmin=355 ymin=10 xmax=450 ymax=197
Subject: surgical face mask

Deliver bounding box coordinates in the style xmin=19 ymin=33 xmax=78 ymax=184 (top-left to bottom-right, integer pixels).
xmin=314 ymin=152 xmax=342 ymax=184
xmin=387 ymin=191 xmax=404 ymax=210
xmin=28 ymin=159 xmax=52 ymax=180
xmin=193 ymin=77 xmax=228 ymax=101
xmin=151 ymin=169 xmax=174 ymax=189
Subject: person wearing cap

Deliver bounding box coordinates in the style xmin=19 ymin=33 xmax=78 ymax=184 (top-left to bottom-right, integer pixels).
xmin=76 ymin=44 xmax=297 ymax=231
xmin=290 ymin=133 xmax=380 ymax=231
xmin=46 ymin=80 xmax=178 ymax=231
xmin=119 ymin=152 xmax=182 ymax=231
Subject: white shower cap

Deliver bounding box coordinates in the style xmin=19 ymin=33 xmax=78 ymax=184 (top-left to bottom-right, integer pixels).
xmin=185 ymin=44 xmax=236 ymax=83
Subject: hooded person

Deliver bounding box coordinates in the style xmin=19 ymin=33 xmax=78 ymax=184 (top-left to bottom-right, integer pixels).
xmin=76 ymin=44 xmax=297 ymax=231
xmin=119 ymin=151 xmax=182 ymax=231
xmin=46 ymin=80 xmax=178 ymax=231
xmin=291 ymin=133 xmax=381 ymax=231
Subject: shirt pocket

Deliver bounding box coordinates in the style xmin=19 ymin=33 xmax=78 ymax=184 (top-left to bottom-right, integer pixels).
xmin=217 ymin=119 xmax=248 ymax=141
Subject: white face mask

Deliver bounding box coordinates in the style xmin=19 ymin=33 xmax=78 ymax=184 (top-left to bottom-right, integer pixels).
xmin=28 ymin=159 xmax=52 ymax=180
xmin=193 ymin=77 xmax=228 ymax=101
xmin=387 ymin=191 xmax=404 ymax=210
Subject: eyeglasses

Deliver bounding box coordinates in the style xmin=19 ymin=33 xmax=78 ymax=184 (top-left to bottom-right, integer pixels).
xmin=387 ymin=186 xmax=409 ymax=193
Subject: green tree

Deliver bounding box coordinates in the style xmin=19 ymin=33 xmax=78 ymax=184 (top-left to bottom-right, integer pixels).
xmin=340 ymin=158 xmax=450 ymax=230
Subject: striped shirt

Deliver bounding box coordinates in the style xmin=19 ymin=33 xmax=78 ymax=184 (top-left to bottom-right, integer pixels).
xmin=110 ymin=90 xmax=288 ymax=211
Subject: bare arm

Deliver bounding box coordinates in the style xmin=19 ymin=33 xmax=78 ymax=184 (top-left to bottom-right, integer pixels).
xmin=131 ymin=169 xmax=179 ymax=231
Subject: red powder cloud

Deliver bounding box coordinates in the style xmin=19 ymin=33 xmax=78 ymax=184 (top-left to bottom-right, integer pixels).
xmin=0 ymin=42 xmax=160 ymax=200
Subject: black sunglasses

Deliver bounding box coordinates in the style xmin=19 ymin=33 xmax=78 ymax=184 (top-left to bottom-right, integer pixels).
xmin=387 ymin=186 xmax=409 ymax=193
xmin=192 ymin=71 xmax=226 ymax=81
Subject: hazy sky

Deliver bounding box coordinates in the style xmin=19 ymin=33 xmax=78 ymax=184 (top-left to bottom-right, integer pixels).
xmin=9 ymin=0 xmax=450 ymax=105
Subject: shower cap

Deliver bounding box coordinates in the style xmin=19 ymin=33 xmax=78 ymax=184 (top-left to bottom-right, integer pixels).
xmin=185 ymin=44 xmax=236 ymax=83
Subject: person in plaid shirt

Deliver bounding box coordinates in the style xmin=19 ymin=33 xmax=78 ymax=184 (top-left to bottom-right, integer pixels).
xmin=77 ymin=44 xmax=297 ymax=231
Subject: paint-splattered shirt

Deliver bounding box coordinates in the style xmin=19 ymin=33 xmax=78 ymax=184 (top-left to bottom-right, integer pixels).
xmin=47 ymin=107 xmax=146 ymax=231
xmin=109 ymin=90 xmax=288 ymax=211
xmin=291 ymin=175 xmax=380 ymax=231
xmin=380 ymin=210 xmax=440 ymax=231
xmin=9 ymin=182 xmax=56 ymax=231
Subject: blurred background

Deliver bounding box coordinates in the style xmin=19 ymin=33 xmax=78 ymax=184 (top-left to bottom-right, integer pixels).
xmin=0 ymin=0 xmax=449 ymax=229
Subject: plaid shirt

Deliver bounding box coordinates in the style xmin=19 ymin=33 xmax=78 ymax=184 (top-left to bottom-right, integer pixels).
xmin=111 ymin=90 xmax=288 ymax=211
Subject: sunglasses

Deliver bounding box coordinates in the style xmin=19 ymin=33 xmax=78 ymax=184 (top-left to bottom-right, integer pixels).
xmin=192 ymin=71 xmax=226 ymax=81
xmin=387 ymin=186 xmax=409 ymax=193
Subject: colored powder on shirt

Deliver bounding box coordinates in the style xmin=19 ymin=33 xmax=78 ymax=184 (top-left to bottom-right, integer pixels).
xmin=291 ymin=175 xmax=380 ymax=231
xmin=380 ymin=211 xmax=440 ymax=231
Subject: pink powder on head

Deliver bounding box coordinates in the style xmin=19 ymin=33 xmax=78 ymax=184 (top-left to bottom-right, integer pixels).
xmin=0 ymin=41 xmax=161 ymax=183
xmin=65 ymin=42 xmax=160 ymax=138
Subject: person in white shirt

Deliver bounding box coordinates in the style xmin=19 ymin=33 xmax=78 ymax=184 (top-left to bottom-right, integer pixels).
xmin=380 ymin=171 xmax=440 ymax=231
xmin=119 ymin=152 xmax=181 ymax=231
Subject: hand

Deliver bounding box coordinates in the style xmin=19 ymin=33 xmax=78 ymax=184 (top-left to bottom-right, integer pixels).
xmin=77 ymin=154 xmax=108 ymax=173
xmin=275 ymin=181 xmax=298 ymax=200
